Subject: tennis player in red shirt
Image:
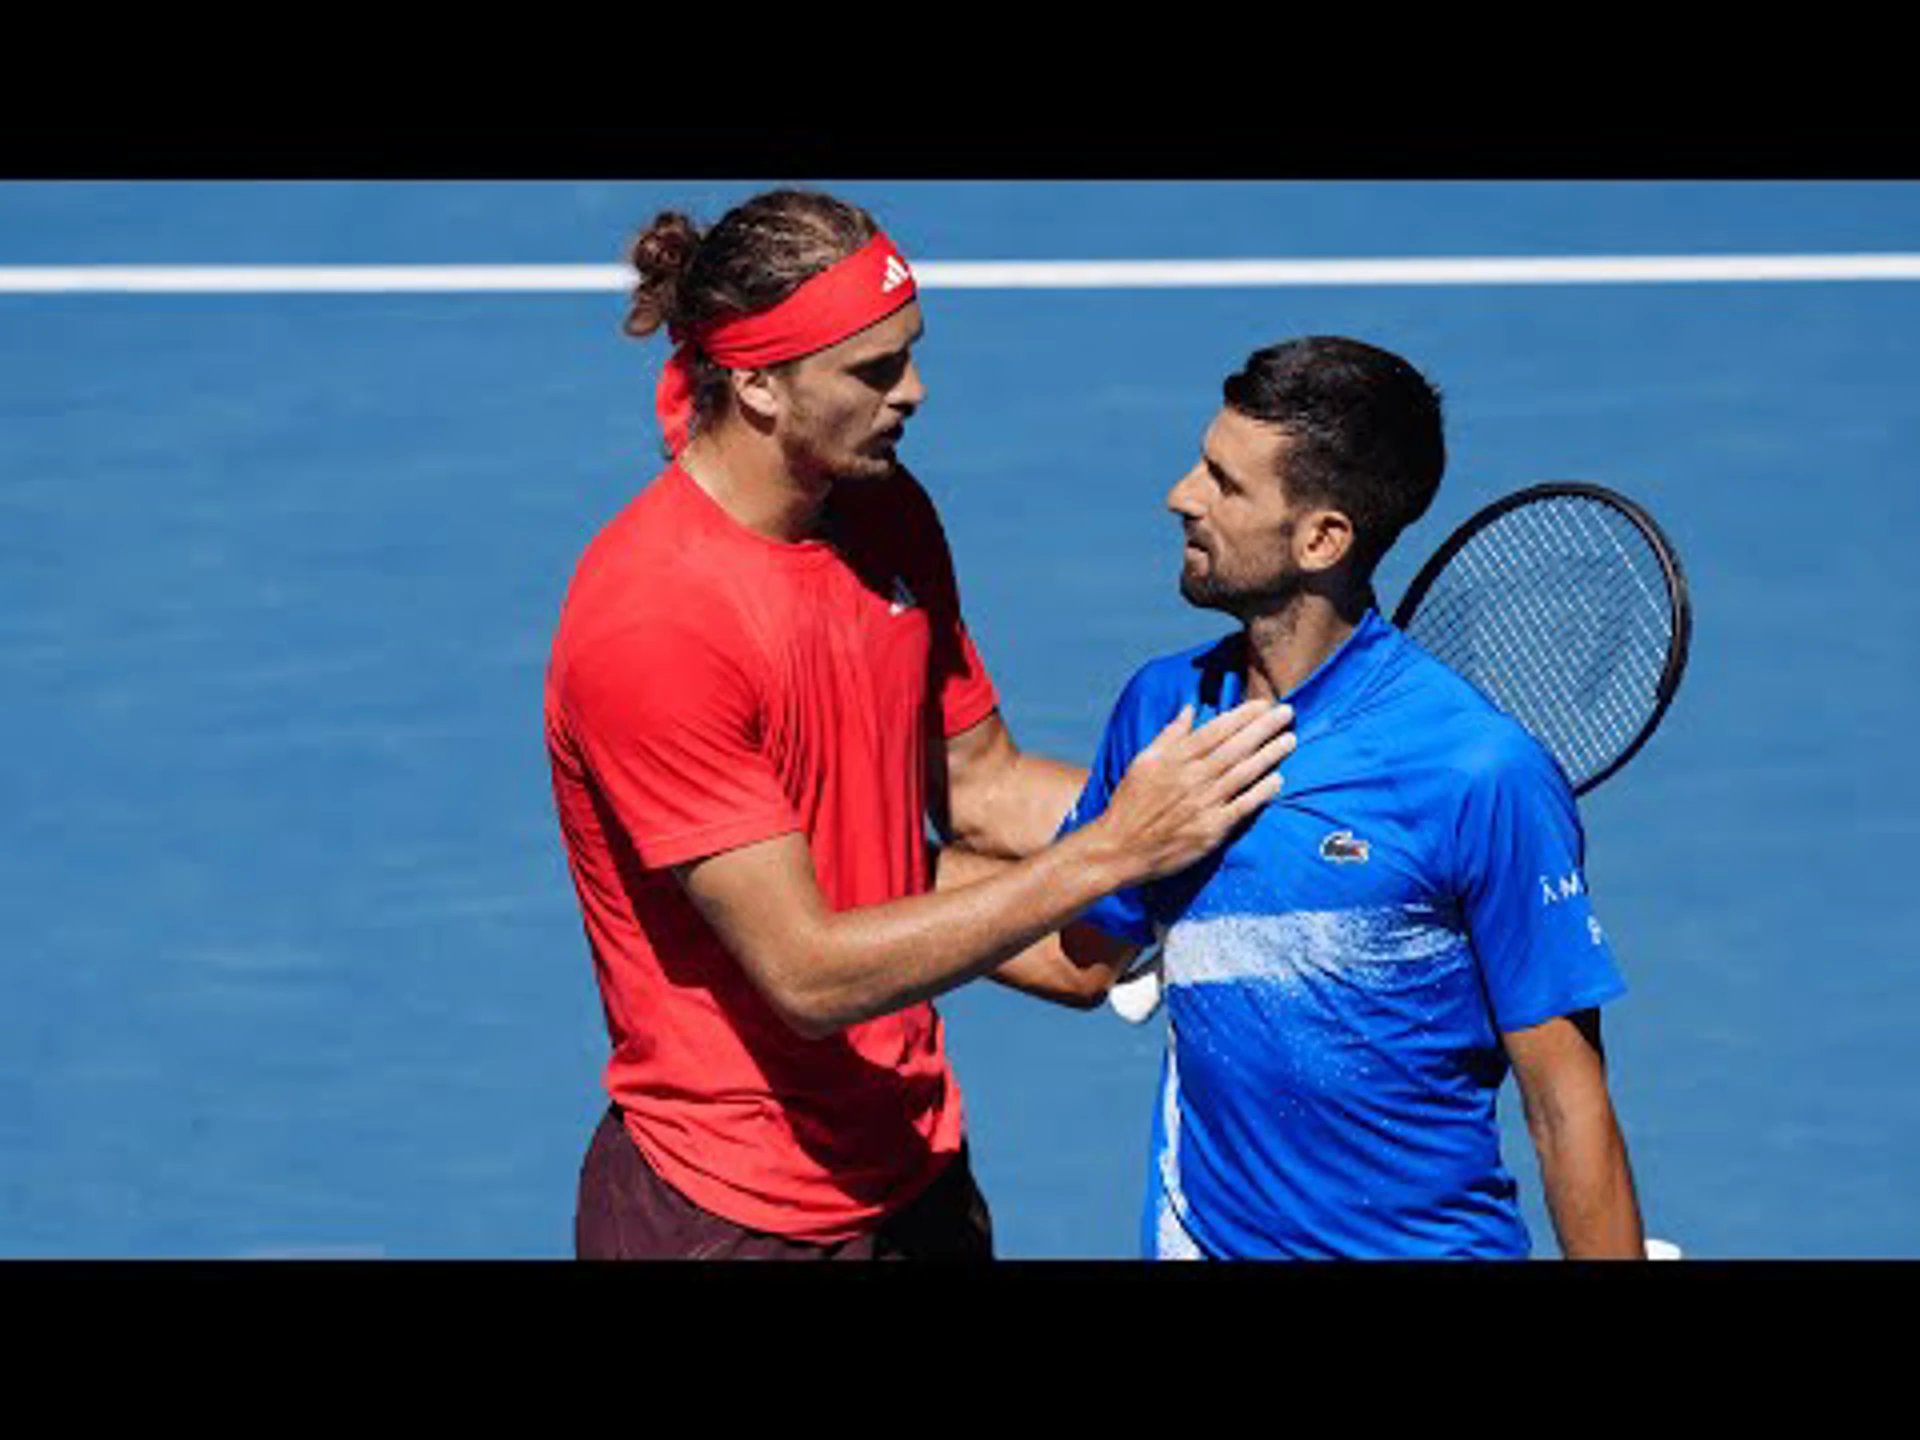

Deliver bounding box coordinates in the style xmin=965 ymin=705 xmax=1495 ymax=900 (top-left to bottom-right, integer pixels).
xmin=546 ymin=189 xmax=1294 ymax=1259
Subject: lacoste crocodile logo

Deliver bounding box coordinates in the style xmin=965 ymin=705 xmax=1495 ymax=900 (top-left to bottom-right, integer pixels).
xmin=1319 ymin=830 xmax=1370 ymax=864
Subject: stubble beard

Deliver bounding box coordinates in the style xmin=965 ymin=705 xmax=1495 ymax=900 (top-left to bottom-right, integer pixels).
xmin=1179 ymin=557 xmax=1307 ymax=620
xmin=1179 ymin=516 xmax=1302 ymax=617
xmin=1178 ymin=566 xmax=1231 ymax=612
xmin=780 ymin=416 xmax=901 ymax=488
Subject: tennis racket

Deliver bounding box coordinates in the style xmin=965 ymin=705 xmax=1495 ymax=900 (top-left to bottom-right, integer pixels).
xmin=1111 ymin=482 xmax=1691 ymax=1023
xmin=1389 ymin=481 xmax=1690 ymax=797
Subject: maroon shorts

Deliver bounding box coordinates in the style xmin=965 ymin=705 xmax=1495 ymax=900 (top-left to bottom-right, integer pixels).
xmin=574 ymin=1105 xmax=994 ymax=1261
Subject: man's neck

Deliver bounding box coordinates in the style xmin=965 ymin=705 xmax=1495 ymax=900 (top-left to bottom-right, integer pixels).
xmin=679 ymin=428 xmax=830 ymax=544
xmin=1240 ymin=588 xmax=1373 ymax=703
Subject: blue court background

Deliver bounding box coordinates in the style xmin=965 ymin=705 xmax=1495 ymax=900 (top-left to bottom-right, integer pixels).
xmin=3 ymin=180 xmax=1917 ymax=1258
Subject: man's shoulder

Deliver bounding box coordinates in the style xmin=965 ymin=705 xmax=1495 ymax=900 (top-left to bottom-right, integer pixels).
xmin=1368 ymin=631 xmax=1569 ymax=791
xmin=555 ymin=481 xmax=755 ymax=672
xmin=573 ymin=466 xmax=756 ymax=598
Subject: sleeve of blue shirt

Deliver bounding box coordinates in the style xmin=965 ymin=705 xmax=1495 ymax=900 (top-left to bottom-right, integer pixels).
xmin=1451 ymin=725 xmax=1629 ymax=1033
xmin=1053 ymin=664 xmax=1166 ymax=946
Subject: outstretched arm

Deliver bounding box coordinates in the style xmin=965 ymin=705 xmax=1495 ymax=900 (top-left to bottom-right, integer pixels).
xmin=929 ymin=709 xmax=1143 ymax=1006
xmin=1505 ymin=1008 xmax=1645 ymax=1258
xmin=678 ymin=701 xmax=1292 ymax=1037
xmin=932 ymin=842 xmax=1143 ymax=1008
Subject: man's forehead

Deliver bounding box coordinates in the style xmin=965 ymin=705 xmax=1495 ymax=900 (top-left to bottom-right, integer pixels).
xmin=1206 ymin=407 xmax=1294 ymax=464
xmin=817 ymin=301 xmax=924 ymax=364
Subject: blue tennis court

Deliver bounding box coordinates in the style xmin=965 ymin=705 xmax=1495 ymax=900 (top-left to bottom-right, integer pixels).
xmin=4 ymin=180 xmax=1917 ymax=1258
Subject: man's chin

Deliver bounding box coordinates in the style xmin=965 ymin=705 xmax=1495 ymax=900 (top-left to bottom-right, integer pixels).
xmin=1179 ymin=572 xmax=1229 ymax=611
xmin=784 ymin=435 xmax=901 ymax=486
xmin=834 ymin=447 xmax=904 ymax=483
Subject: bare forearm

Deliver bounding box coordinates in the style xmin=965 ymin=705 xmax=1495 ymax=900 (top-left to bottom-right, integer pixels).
xmin=686 ymin=699 xmax=1293 ymax=1039
xmin=744 ymin=825 xmax=1136 ymax=1036
xmin=934 ymin=842 xmax=1137 ymax=1008
xmin=951 ymin=751 xmax=1087 ymax=860
xmin=806 ymin=825 xmax=1138 ymax=1028
xmin=1529 ymin=1093 xmax=1645 ymax=1259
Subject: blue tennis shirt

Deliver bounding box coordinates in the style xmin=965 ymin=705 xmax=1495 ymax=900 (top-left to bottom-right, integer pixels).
xmin=1061 ymin=609 xmax=1627 ymax=1259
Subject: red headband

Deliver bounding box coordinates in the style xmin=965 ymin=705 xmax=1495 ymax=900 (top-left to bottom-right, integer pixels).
xmin=654 ymin=232 xmax=919 ymax=456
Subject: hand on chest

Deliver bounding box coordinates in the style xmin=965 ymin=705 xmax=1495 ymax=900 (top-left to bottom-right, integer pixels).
xmin=1173 ymin=740 xmax=1439 ymax=920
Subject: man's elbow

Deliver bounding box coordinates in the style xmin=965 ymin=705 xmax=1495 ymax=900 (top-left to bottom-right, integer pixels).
xmin=783 ymin=1009 xmax=847 ymax=1042
xmin=762 ymin=977 xmax=858 ymax=1041
xmin=766 ymin=955 xmax=905 ymax=1039
xmin=1054 ymin=967 xmax=1118 ymax=1009
xmin=736 ymin=941 xmax=861 ymax=1041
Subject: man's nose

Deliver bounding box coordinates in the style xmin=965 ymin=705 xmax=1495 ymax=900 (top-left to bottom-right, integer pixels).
xmin=1167 ymin=465 xmax=1204 ymax=516
xmin=894 ymin=357 xmax=927 ymax=412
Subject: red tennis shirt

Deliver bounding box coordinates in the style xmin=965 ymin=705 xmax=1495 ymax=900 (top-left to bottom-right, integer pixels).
xmin=544 ymin=461 xmax=1000 ymax=1241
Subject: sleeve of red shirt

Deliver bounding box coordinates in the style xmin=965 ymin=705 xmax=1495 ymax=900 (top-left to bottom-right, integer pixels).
xmin=558 ymin=611 xmax=802 ymax=871
xmin=898 ymin=471 xmax=1000 ymax=739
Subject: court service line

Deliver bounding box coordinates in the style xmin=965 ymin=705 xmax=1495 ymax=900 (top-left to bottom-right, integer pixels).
xmin=6 ymin=254 xmax=1920 ymax=293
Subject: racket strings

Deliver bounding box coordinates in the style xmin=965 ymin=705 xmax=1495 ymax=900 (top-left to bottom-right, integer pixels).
xmin=1425 ymin=535 xmax=1664 ymax=767
xmin=1420 ymin=510 xmax=1667 ymax=779
xmin=1416 ymin=573 xmax=1638 ymax=784
xmin=1524 ymin=505 xmax=1667 ymax=744
xmin=1420 ymin=560 xmax=1629 ymax=781
xmin=1535 ymin=503 xmax=1671 ymax=751
xmin=1401 ymin=497 xmax=1674 ymax=789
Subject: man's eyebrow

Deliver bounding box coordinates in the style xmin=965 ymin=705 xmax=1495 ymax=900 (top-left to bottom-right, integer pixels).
xmin=852 ymin=333 xmax=919 ymax=370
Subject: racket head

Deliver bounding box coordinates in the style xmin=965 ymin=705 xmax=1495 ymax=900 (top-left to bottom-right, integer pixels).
xmin=1391 ymin=482 xmax=1691 ymax=796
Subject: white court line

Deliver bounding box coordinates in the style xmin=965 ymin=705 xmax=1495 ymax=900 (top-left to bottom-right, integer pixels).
xmin=5 ymin=254 xmax=1920 ymax=293
xmin=924 ymin=255 xmax=1920 ymax=287
xmin=0 ymin=264 xmax=632 ymax=293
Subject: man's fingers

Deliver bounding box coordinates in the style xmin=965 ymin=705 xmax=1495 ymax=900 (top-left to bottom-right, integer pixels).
xmin=1140 ymin=704 xmax=1196 ymax=759
xmin=1222 ymin=770 xmax=1286 ymax=824
xmin=1210 ymin=728 xmax=1298 ymax=802
xmin=1186 ymin=699 xmax=1281 ymax=752
xmin=1186 ymin=700 xmax=1294 ymax=771
xmin=1104 ymin=697 xmax=1299 ymax=883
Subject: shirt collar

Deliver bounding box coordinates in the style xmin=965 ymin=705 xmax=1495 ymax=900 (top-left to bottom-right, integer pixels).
xmin=1196 ymin=607 xmax=1399 ymax=742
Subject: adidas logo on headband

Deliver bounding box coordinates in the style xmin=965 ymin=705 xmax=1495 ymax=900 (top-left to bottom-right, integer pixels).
xmin=882 ymin=255 xmax=912 ymax=294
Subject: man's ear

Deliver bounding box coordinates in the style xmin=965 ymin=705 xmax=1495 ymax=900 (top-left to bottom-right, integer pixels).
xmin=1296 ymin=507 xmax=1355 ymax=574
xmin=732 ymin=367 xmax=782 ymax=425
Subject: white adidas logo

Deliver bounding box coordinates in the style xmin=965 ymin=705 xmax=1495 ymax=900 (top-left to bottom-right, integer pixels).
xmin=881 ymin=255 xmax=912 ymax=294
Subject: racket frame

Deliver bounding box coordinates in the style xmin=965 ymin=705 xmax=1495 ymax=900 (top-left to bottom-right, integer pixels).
xmin=1390 ymin=481 xmax=1692 ymax=796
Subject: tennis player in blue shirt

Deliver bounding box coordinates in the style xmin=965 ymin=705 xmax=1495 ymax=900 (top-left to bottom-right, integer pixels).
xmin=948 ymin=336 xmax=1645 ymax=1259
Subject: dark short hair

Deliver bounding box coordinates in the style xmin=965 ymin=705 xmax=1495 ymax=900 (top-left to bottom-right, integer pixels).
xmin=1222 ymin=336 xmax=1445 ymax=572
